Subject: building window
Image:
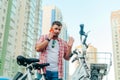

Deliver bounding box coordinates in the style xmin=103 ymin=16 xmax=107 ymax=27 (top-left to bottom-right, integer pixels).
xmin=2 ymin=17 xmax=4 ymax=21
xmin=118 ymin=64 xmax=120 ymax=68
xmin=3 ymin=9 xmax=5 ymax=13
xmin=1 ymin=24 xmax=4 ymax=29
xmin=0 ymin=33 xmax=2 ymax=38
xmin=0 ymin=63 xmax=1 ymax=69
xmin=0 ymin=56 xmax=2 ymax=69
xmin=51 ymin=9 xmax=56 ymax=24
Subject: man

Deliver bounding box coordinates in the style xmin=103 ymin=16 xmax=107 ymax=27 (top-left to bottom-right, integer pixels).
xmin=35 ymin=21 xmax=74 ymax=80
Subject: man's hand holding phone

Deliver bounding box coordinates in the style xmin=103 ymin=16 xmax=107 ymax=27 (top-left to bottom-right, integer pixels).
xmin=48 ymin=28 xmax=54 ymax=39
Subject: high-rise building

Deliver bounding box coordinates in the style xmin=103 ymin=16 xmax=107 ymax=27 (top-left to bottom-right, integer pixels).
xmin=41 ymin=5 xmax=62 ymax=34
xmin=111 ymin=10 xmax=120 ymax=80
xmin=87 ymin=45 xmax=97 ymax=64
xmin=75 ymin=45 xmax=97 ymax=67
xmin=60 ymin=23 xmax=69 ymax=80
xmin=59 ymin=23 xmax=68 ymax=40
xmin=0 ymin=0 xmax=20 ymax=77
xmin=41 ymin=5 xmax=69 ymax=80
xmin=0 ymin=0 xmax=42 ymax=78
xmin=0 ymin=0 xmax=8 ymax=64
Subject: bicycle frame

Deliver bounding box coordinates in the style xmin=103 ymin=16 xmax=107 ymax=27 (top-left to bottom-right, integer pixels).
xmin=19 ymin=67 xmax=46 ymax=80
xmin=70 ymin=24 xmax=90 ymax=80
xmin=39 ymin=68 xmax=46 ymax=80
xmin=18 ymin=65 xmax=32 ymax=80
xmin=14 ymin=65 xmax=46 ymax=80
xmin=71 ymin=34 xmax=90 ymax=80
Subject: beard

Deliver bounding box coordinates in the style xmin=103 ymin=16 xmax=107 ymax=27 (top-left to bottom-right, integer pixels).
xmin=53 ymin=35 xmax=58 ymax=38
xmin=53 ymin=34 xmax=59 ymax=38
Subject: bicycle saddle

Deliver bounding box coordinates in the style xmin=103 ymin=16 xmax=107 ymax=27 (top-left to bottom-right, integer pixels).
xmin=17 ymin=55 xmax=39 ymax=66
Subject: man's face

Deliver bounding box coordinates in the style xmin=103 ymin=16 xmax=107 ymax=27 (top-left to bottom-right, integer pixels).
xmin=51 ymin=24 xmax=62 ymax=38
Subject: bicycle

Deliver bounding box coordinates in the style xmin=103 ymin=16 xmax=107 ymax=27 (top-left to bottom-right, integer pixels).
xmin=13 ymin=55 xmax=49 ymax=80
xmin=70 ymin=24 xmax=112 ymax=80
xmin=70 ymin=24 xmax=90 ymax=80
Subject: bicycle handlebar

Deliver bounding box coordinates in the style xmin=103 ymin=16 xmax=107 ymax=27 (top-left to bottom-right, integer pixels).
xmin=70 ymin=24 xmax=89 ymax=58
xmin=32 ymin=63 xmax=50 ymax=70
xmin=79 ymin=24 xmax=85 ymax=36
xmin=79 ymin=24 xmax=89 ymax=48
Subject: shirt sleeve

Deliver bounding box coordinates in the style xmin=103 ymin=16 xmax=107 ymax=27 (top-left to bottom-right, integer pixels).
xmin=64 ymin=41 xmax=69 ymax=55
xmin=36 ymin=35 xmax=44 ymax=44
xmin=35 ymin=35 xmax=45 ymax=52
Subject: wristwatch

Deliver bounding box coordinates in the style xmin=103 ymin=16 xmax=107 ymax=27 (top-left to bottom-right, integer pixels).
xmin=46 ymin=38 xmax=51 ymax=42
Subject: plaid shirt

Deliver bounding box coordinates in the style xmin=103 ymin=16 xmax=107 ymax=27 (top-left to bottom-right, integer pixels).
xmin=36 ymin=34 xmax=68 ymax=79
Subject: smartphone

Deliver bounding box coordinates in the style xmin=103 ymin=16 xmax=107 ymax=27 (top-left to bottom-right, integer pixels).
xmin=49 ymin=28 xmax=54 ymax=32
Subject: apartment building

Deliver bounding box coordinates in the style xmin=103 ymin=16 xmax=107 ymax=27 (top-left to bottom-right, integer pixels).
xmin=0 ymin=0 xmax=42 ymax=78
xmin=41 ymin=5 xmax=62 ymax=34
xmin=111 ymin=10 xmax=120 ymax=80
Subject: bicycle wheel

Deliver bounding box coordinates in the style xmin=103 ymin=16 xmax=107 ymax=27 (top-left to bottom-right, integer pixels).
xmin=13 ymin=72 xmax=23 ymax=80
xmin=91 ymin=75 xmax=98 ymax=80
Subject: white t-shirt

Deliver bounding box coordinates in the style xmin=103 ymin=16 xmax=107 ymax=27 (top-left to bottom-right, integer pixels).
xmin=46 ymin=39 xmax=59 ymax=71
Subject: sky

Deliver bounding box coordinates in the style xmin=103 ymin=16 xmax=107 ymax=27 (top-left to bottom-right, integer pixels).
xmin=42 ymin=0 xmax=120 ymax=80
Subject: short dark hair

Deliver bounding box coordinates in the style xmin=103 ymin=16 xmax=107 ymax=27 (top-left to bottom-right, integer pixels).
xmin=52 ymin=21 xmax=62 ymax=27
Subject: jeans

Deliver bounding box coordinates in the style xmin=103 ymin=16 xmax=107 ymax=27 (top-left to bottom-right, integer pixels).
xmin=37 ymin=70 xmax=62 ymax=80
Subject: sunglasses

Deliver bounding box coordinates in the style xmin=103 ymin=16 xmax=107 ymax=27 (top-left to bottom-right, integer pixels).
xmin=52 ymin=40 xmax=56 ymax=48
